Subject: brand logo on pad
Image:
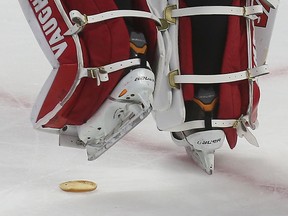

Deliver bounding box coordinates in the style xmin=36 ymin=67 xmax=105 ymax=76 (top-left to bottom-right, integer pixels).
xmin=30 ymin=0 xmax=67 ymax=59
xmin=197 ymin=138 xmax=222 ymax=145
xmin=135 ymin=76 xmax=155 ymax=82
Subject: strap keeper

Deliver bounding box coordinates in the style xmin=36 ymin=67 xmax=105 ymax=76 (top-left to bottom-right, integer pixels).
xmin=246 ymin=69 xmax=253 ymax=80
xmin=88 ymin=68 xmax=98 ymax=79
xmin=87 ymin=67 xmax=108 ymax=86
xmin=168 ymin=70 xmax=180 ymax=89
xmin=70 ymin=10 xmax=88 ymax=27
xmin=243 ymin=5 xmax=263 ymax=20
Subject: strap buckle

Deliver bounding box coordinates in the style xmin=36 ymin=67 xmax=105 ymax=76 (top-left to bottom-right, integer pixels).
xmin=168 ymin=70 xmax=180 ymax=89
xmin=157 ymin=5 xmax=177 ymax=31
xmin=157 ymin=19 xmax=170 ymax=31
xmin=71 ymin=11 xmax=88 ymax=27
xmin=164 ymin=5 xmax=177 ymax=24
xmin=88 ymin=67 xmax=108 ymax=86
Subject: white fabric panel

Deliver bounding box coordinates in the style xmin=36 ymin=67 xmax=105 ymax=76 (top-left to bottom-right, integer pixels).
xmin=254 ymin=3 xmax=278 ymax=65
xmin=18 ymin=0 xmax=59 ymax=68
xmin=153 ymin=0 xmax=186 ymax=130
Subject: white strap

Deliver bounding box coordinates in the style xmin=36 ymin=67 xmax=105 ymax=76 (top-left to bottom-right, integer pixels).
xmin=166 ymin=119 xmax=236 ymax=132
xmin=87 ymin=10 xmax=161 ymax=25
xmin=166 ymin=116 xmax=259 ymax=147
xmin=79 ymin=58 xmax=149 ymax=86
xmin=173 ymin=64 xmax=269 ymax=85
xmin=172 ymin=5 xmax=263 ymax=20
xmin=65 ymin=10 xmax=161 ymax=35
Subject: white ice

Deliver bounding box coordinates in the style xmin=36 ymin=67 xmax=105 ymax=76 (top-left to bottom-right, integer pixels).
xmin=0 ymin=1 xmax=288 ymax=216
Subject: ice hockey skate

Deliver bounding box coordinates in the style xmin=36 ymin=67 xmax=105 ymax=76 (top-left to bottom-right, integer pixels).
xmin=152 ymin=0 xmax=278 ymax=174
xmin=59 ymin=66 xmax=155 ymax=160
xmin=170 ymin=86 xmax=225 ymax=174
xmin=20 ymin=0 xmax=279 ymax=175
xmin=172 ymin=130 xmax=225 ymax=175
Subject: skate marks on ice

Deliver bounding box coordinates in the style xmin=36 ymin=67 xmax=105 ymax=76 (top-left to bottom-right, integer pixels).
xmin=0 ymin=87 xmax=32 ymax=109
xmin=116 ymin=119 xmax=210 ymax=174
xmin=0 ymin=87 xmax=35 ymax=141
xmin=122 ymin=114 xmax=288 ymax=200
xmin=215 ymin=149 xmax=288 ymax=199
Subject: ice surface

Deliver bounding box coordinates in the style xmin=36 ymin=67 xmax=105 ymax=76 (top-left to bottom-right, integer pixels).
xmin=0 ymin=1 xmax=288 ymax=216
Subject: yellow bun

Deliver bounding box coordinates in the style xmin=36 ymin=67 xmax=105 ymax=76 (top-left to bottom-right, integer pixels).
xmin=59 ymin=180 xmax=97 ymax=192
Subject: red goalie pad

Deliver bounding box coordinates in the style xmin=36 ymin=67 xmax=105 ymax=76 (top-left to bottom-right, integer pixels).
xmin=20 ymin=0 xmax=157 ymax=129
xmin=178 ymin=0 xmax=260 ymax=149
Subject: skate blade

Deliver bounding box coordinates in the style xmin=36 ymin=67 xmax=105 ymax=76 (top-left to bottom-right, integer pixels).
xmin=86 ymin=105 xmax=152 ymax=161
xmin=185 ymin=147 xmax=215 ymax=175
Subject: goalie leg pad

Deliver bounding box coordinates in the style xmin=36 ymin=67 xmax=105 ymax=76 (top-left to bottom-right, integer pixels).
xmin=153 ymin=0 xmax=278 ymax=149
xmin=20 ymin=0 xmax=161 ymax=130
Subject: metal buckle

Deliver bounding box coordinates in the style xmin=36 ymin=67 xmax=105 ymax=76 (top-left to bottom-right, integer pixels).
xmin=164 ymin=5 xmax=177 ymax=24
xmin=88 ymin=68 xmax=99 ymax=79
xmin=246 ymin=69 xmax=253 ymax=80
xmin=243 ymin=6 xmax=247 ymax=17
xmin=72 ymin=14 xmax=88 ymax=27
xmin=233 ymin=115 xmax=247 ymax=132
xmin=88 ymin=67 xmax=107 ymax=78
xmin=157 ymin=18 xmax=170 ymax=31
xmin=98 ymin=67 xmax=107 ymax=74
xmin=156 ymin=5 xmax=177 ymax=31
xmin=168 ymin=70 xmax=180 ymax=89
xmin=88 ymin=68 xmax=101 ymax=86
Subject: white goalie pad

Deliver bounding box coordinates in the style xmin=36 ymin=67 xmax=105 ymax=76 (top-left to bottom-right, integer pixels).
xmin=152 ymin=0 xmax=186 ymax=130
xmin=254 ymin=0 xmax=279 ymax=65
xmin=151 ymin=0 xmax=279 ymax=137
xmin=19 ymin=0 xmax=169 ymax=159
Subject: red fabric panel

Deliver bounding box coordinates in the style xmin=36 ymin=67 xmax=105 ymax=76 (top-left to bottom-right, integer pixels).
xmin=30 ymin=0 xmax=80 ymax=122
xmin=218 ymin=0 xmax=260 ymax=148
xmin=59 ymin=0 xmax=130 ymax=126
xmin=179 ymin=0 xmax=194 ymax=101
xmin=177 ymin=0 xmax=260 ymax=148
xmin=217 ymin=0 xmax=246 ymax=148
xmin=41 ymin=0 xmax=130 ymax=128
xmin=41 ymin=64 xmax=79 ymax=127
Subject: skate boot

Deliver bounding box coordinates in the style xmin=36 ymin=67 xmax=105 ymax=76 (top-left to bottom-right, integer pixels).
xmin=60 ymin=66 xmax=154 ymax=160
xmin=171 ymin=86 xmax=225 ymax=174
xmin=59 ymin=31 xmax=155 ymax=160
